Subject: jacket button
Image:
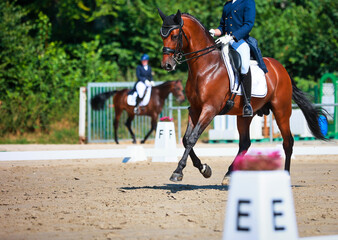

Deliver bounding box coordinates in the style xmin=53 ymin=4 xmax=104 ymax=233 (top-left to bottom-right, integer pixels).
xmin=230 ymin=31 xmax=232 ymax=34
xmin=225 ymin=18 xmax=228 ymax=20
xmin=230 ymin=16 xmax=232 ymax=19
xmin=234 ymin=10 xmax=237 ymax=12
xmin=230 ymin=24 xmax=232 ymax=26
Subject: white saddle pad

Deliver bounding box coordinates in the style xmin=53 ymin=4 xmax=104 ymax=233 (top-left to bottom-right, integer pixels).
xmin=222 ymin=49 xmax=267 ymax=98
xmin=127 ymin=87 xmax=152 ymax=106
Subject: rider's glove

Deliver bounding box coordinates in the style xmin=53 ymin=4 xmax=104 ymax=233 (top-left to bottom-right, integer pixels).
xmin=145 ymin=79 xmax=154 ymax=87
xmin=215 ymin=35 xmax=233 ymax=45
xmin=209 ymin=29 xmax=215 ymax=37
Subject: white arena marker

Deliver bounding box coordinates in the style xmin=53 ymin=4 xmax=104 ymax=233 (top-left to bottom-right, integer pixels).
xmin=152 ymin=122 xmax=178 ymax=162
xmin=122 ymin=146 xmax=147 ymax=163
xmin=223 ymin=171 xmax=298 ymax=240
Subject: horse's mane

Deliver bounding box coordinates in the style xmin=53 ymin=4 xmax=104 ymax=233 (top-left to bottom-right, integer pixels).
xmin=155 ymin=80 xmax=174 ymax=90
xmin=182 ymin=13 xmax=210 ymax=36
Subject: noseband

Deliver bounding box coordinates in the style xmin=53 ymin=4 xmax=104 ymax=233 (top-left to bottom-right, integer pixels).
xmin=161 ymin=20 xmax=221 ymax=64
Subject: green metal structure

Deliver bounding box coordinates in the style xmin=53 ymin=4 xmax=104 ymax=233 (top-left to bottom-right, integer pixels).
xmin=319 ymin=73 xmax=337 ymax=138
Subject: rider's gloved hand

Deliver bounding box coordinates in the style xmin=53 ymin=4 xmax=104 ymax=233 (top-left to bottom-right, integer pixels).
xmin=215 ymin=35 xmax=233 ymax=45
xmin=145 ymin=79 xmax=151 ymax=86
xmin=209 ymin=29 xmax=215 ymax=37
xmin=150 ymin=81 xmax=155 ymax=86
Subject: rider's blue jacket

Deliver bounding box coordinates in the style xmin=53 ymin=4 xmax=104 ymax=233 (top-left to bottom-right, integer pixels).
xmin=136 ymin=65 xmax=153 ymax=83
xmin=217 ymin=0 xmax=255 ymax=41
xmin=217 ymin=0 xmax=268 ymax=73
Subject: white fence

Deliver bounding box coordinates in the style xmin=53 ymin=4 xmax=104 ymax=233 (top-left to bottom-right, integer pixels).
xmin=80 ymin=84 xmax=337 ymax=143
xmin=169 ymin=103 xmax=338 ymax=143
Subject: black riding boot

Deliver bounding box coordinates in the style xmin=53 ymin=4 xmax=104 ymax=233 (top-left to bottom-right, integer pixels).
xmin=134 ymin=96 xmax=143 ymax=114
xmin=241 ymin=68 xmax=253 ymax=117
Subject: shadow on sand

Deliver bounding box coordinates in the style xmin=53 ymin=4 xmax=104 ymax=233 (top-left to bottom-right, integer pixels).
xmin=119 ymin=184 xmax=229 ymax=193
xmin=119 ymin=184 xmax=305 ymax=194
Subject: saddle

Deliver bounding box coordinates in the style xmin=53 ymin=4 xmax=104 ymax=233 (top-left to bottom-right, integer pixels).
xmin=127 ymin=86 xmax=152 ymax=107
xmin=221 ymin=44 xmax=267 ymax=98
xmin=228 ymin=46 xmax=241 ymax=78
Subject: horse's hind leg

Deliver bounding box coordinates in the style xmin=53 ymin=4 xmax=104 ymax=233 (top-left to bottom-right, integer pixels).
xmin=222 ymin=116 xmax=253 ymax=185
xmin=125 ymin=115 xmax=136 ymax=144
xmin=272 ymin=109 xmax=294 ymax=172
xmin=114 ymin=107 xmax=122 ymax=144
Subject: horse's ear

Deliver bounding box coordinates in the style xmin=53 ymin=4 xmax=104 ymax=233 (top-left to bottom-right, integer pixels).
xmin=174 ymin=10 xmax=182 ymax=24
xmin=158 ymin=8 xmax=166 ymax=21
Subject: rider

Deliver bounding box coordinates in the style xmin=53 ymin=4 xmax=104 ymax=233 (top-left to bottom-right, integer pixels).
xmin=134 ymin=53 xmax=154 ymax=114
xmin=209 ymin=0 xmax=266 ymax=117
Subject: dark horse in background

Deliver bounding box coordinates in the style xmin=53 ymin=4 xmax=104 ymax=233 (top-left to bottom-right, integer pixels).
xmin=91 ymin=80 xmax=185 ymax=144
xmin=158 ymin=9 xmax=327 ymax=184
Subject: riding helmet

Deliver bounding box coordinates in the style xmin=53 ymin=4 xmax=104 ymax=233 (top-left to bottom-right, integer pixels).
xmin=140 ymin=54 xmax=150 ymax=61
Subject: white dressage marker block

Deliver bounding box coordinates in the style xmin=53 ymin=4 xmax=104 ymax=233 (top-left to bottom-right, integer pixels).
xmin=152 ymin=122 xmax=178 ymax=162
xmin=122 ymin=146 xmax=147 ymax=163
xmin=223 ymin=171 xmax=298 ymax=240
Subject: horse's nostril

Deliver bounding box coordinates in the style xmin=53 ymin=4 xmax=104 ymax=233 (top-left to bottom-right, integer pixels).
xmin=166 ymin=63 xmax=172 ymax=70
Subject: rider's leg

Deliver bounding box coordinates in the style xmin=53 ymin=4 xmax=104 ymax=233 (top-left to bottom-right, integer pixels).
xmin=231 ymin=40 xmax=253 ymax=117
xmin=241 ymin=68 xmax=253 ymax=117
xmin=134 ymin=81 xmax=146 ymax=114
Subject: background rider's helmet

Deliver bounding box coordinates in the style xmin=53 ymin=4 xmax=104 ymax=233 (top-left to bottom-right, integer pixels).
xmin=140 ymin=54 xmax=150 ymax=61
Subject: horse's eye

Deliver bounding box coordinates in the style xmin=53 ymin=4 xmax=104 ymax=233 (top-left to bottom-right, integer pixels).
xmin=171 ymin=35 xmax=179 ymax=40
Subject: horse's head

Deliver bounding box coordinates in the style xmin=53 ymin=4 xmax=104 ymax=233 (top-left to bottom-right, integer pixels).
xmin=172 ymin=80 xmax=185 ymax=104
xmin=158 ymin=9 xmax=188 ymax=72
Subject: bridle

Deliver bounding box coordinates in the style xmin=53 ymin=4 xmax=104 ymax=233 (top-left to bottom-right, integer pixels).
xmin=161 ymin=19 xmax=221 ymax=64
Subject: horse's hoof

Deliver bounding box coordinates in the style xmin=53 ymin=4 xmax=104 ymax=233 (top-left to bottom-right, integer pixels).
xmin=221 ymin=175 xmax=230 ymax=186
xmin=170 ymin=172 xmax=183 ymax=182
xmin=200 ymin=164 xmax=212 ymax=178
xmin=132 ymin=140 xmax=137 ymax=144
xmin=140 ymin=140 xmax=145 ymax=144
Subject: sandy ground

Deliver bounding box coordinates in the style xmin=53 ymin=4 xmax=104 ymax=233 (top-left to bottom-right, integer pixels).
xmin=0 ymin=142 xmax=337 ymax=239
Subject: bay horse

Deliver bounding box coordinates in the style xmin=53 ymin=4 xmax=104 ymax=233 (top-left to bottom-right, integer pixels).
xmin=91 ymin=80 xmax=185 ymax=144
xmin=158 ymin=9 xmax=327 ymax=184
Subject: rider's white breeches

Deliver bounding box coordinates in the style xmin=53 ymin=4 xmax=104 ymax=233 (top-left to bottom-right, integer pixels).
xmin=136 ymin=81 xmax=147 ymax=98
xmin=229 ymin=39 xmax=250 ymax=74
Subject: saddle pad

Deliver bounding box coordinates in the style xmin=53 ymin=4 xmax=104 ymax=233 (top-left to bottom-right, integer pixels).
xmin=222 ymin=49 xmax=267 ymax=98
xmin=127 ymin=87 xmax=152 ymax=106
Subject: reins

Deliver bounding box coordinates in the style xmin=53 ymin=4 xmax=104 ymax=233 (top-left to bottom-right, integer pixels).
xmin=173 ymin=43 xmax=221 ymax=64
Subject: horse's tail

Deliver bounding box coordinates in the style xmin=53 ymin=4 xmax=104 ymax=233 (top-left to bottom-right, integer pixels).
xmin=91 ymin=91 xmax=117 ymax=110
xmin=291 ymin=77 xmax=328 ymax=140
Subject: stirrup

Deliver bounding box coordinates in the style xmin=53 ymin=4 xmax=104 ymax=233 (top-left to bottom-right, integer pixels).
xmin=243 ymin=104 xmax=253 ymax=117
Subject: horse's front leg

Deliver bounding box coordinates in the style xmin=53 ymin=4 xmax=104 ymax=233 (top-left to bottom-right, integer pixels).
xmin=182 ymin=115 xmax=212 ymax=178
xmin=170 ymin=108 xmax=215 ymax=182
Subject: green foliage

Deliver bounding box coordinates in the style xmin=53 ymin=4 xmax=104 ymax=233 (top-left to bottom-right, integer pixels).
xmin=253 ymin=0 xmax=337 ymax=79
xmin=0 ymin=0 xmax=337 ymax=139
